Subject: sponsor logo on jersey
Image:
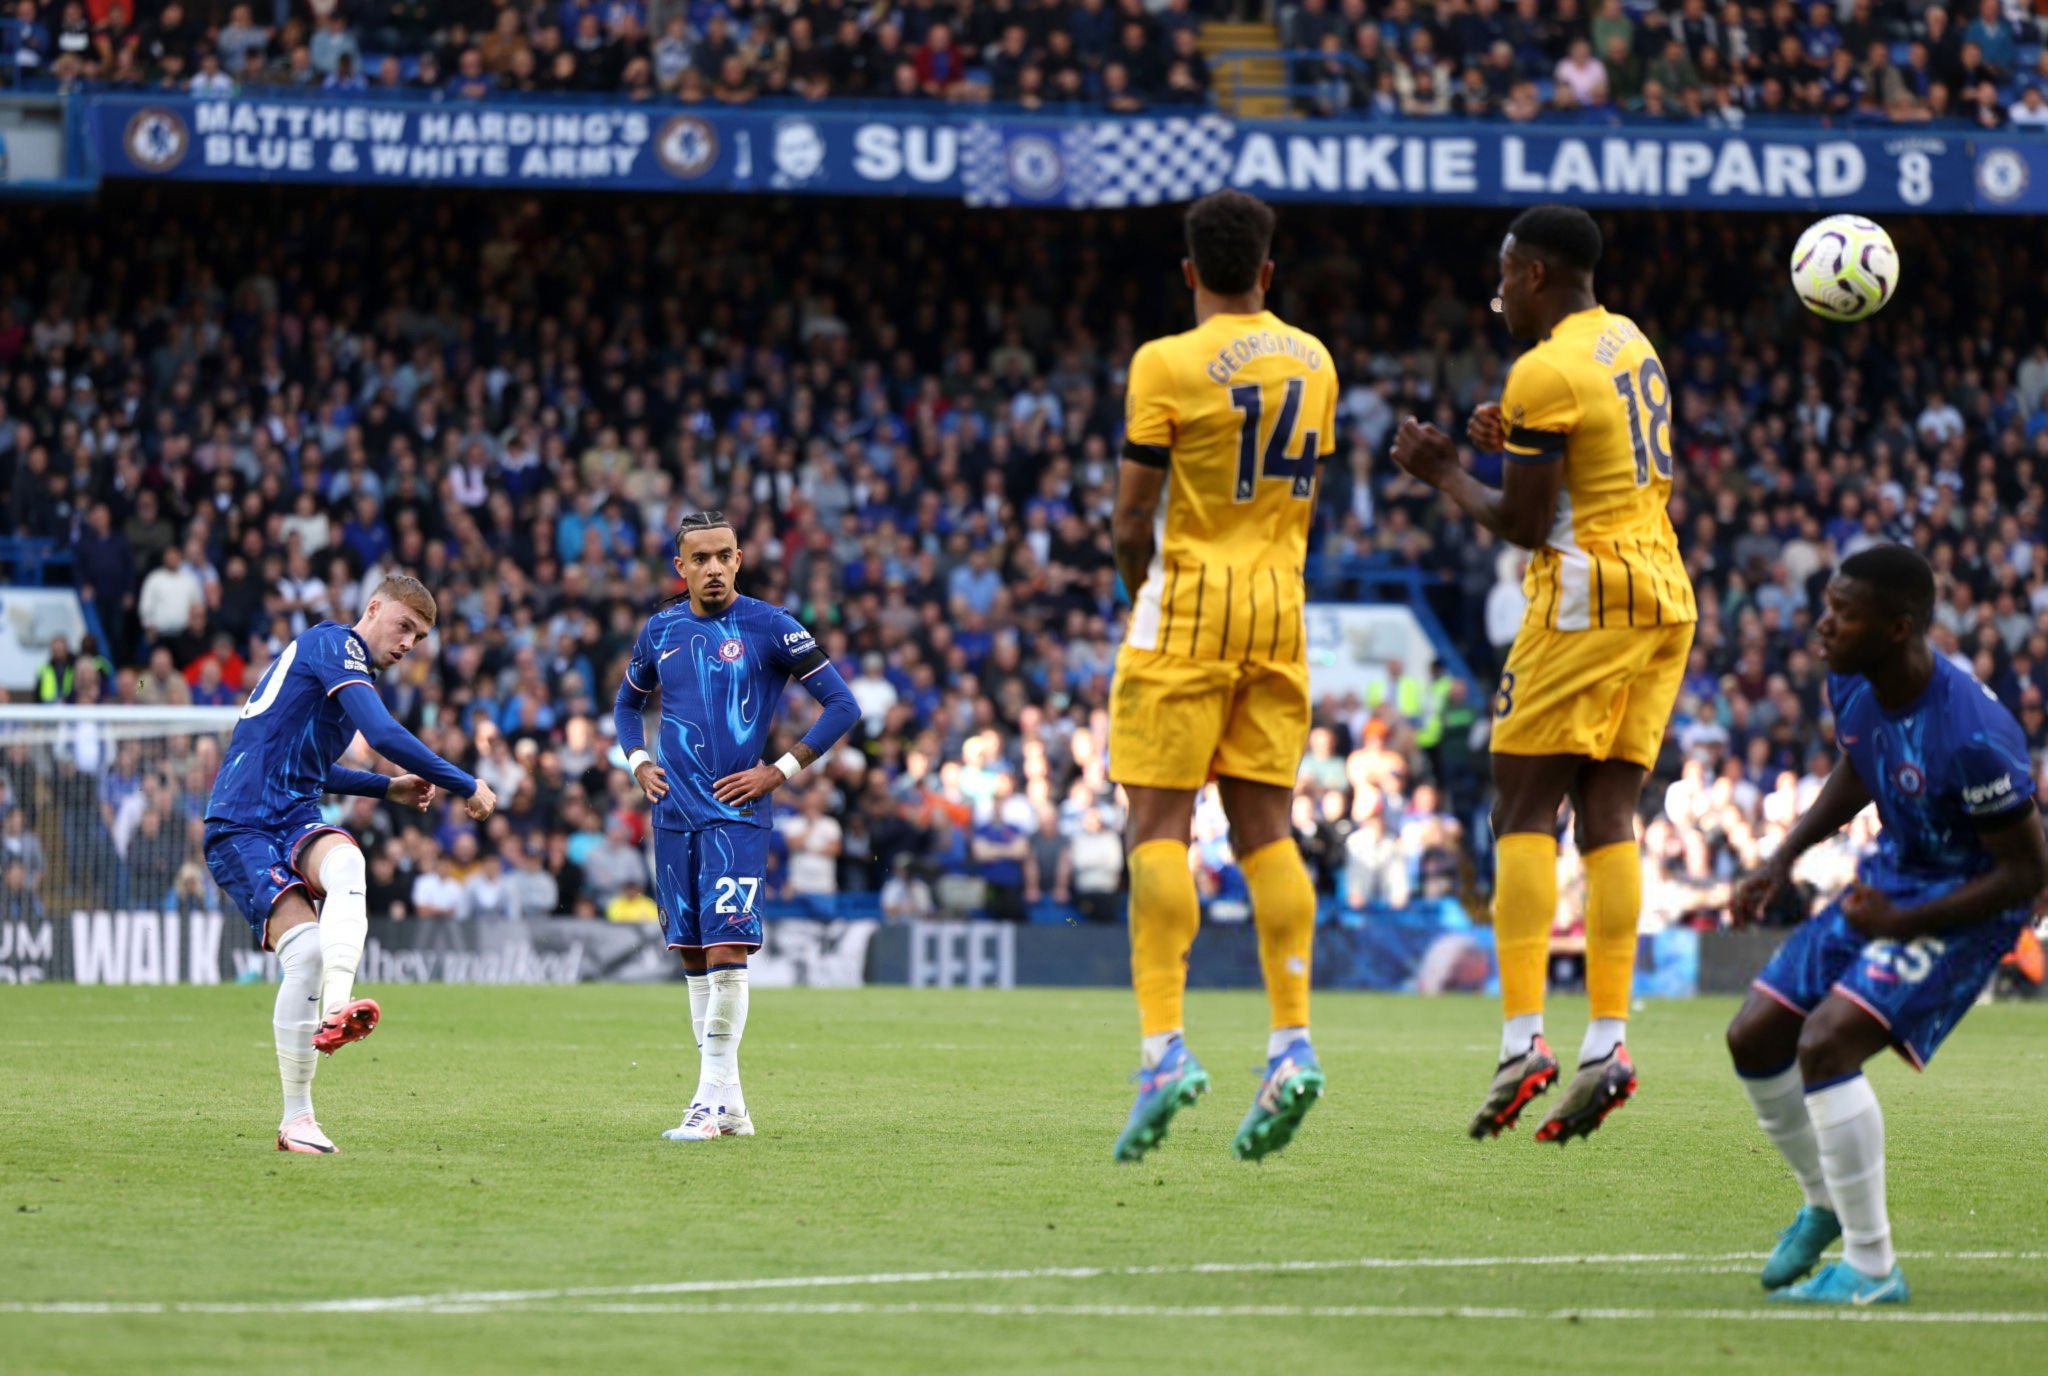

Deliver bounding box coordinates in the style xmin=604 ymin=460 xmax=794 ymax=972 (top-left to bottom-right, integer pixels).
xmin=1962 ymin=773 xmax=2014 ymax=811
xmin=1891 ymin=762 xmax=1925 ymax=797
xmin=718 ymin=638 xmax=745 ymax=662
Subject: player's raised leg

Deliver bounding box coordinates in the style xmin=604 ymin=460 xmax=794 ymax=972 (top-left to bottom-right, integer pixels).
xmin=1469 ymin=752 xmax=1570 ymax=1138
xmin=1536 ymin=758 xmax=1648 ymax=1144
xmin=1217 ymin=774 xmax=1323 ymax=1162
xmin=1727 ymin=983 xmax=1839 ymax=1289
xmin=1113 ymin=782 xmax=1209 ymax=1163
xmin=298 ymin=829 xmax=380 ymax=1055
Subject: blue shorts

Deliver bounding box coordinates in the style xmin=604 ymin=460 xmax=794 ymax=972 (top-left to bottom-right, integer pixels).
xmin=203 ymin=810 xmax=352 ymax=949
xmin=653 ymin=824 xmax=770 ymax=951
xmin=1753 ymin=892 xmax=2026 ymax=1070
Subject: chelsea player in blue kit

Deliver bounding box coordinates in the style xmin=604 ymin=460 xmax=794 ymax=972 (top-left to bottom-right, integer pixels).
xmin=1725 ymin=546 xmax=2048 ymax=1306
xmin=205 ymin=574 xmax=496 ymax=1154
xmin=613 ymin=513 xmax=860 ymax=1141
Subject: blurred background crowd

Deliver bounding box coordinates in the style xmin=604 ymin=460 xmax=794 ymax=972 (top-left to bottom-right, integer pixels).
xmin=3 ymin=184 xmax=2045 ymax=948
xmin=8 ymin=2 xmax=2048 ymax=125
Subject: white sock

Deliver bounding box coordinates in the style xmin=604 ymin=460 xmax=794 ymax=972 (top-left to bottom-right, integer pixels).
xmin=700 ymin=965 xmax=749 ymax=1115
xmin=1268 ymin=1026 xmax=1308 ymax=1059
xmin=1740 ymin=1065 xmax=1832 ymax=1210
xmin=1141 ymin=1030 xmax=1182 ymax=1068
xmin=1580 ymin=1018 xmax=1627 ymax=1064
xmin=684 ymin=972 xmax=710 ymax=1050
xmin=273 ymin=923 xmax=322 ymax=1127
xmin=1806 ymin=1075 xmax=1894 ymax=1276
xmin=1501 ymin=1013 xmax=1543 ymax=1060
xmin=315 ymin=845 xmax=369 ymax=1019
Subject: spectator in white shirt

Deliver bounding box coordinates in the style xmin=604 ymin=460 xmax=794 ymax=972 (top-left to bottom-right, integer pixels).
xmin=411 ymin=855 xmax=465 ymax=920
xmin=1915 ymin=391 xmax=1965 ymax=447
xmin=274 ymin=547 xmax=329 ymax=636
xmin=279 ymin=491 xmax=331 ymax=556
xmin=137 ymin=546 xmax=206 ymax=639
xmin=189 ymin=48 xmax=235 ymax=95
xmin=1343 ymin=811 xmax=1410 ymax=910
xmin=2011 ymin=85 xmax=2048 ymax=128
xmin=782 ymin=787 xmax=843 ymax=898
xmin=1554 ymin=38 xmax=1608 ymax=106
xmin=1485 ymin=548 xmax=1528 ymax=667
xmin=1058 ymin=807 xmax=1125 ymax=923
xmin=849 ymin=652 xmax=899 ymax=736
xmin=879 ymin=854 xmax=935 ymax=921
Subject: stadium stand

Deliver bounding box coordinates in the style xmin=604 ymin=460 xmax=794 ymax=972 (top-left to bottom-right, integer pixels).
xmin=1 ymin=183 xmax=2044 ymax=946
xmin=4 ymin=3 xmax=2046 ymax=126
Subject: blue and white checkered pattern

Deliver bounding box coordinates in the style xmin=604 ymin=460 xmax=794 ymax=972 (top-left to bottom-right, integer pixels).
xmin=960 ymin=120 xmax=1007 ymax=207
xmin=962 ymin=116 xmax=1238 ymax=210
xmin=1071 ymin=116 xmax=1237 ymax=209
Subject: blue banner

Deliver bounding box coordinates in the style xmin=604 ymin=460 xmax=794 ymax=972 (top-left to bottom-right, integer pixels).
xmin=83 ymin=93 xmax=2041 ymax=214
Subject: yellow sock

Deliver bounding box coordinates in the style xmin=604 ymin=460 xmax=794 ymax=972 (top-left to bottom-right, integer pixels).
xmin=1493 ymin=833 xmax=1558 ymax=1019
xmin=1128 ymin=838 xmax=1201 ymax=1038
xmin=1582 ymin=840 xmax=1641 ymax=1023
xmin=1241 ymin=837 xmax=1315 ymax=1030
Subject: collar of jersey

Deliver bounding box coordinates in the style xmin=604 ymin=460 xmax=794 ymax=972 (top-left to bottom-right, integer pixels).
xmin=1538 ymin=304 xmax=1608 ymax=343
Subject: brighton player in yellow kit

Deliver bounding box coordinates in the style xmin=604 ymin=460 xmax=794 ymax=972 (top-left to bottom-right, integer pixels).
xmin=1392 ymin=205 xmax=1696 ymax=1143
xmin=1109 ymin=190 xmax=1337 ymax=1163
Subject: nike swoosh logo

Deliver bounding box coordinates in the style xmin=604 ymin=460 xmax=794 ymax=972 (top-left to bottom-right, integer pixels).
xmin=661 ymin=648 xmax=682 ymax=661
xmin=1852 ymin=1277 xmax=1901 ymax=1305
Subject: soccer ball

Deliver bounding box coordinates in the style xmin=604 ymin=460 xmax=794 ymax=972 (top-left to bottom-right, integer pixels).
xmin=1789 ymin=215 xmax=1899 ymax=322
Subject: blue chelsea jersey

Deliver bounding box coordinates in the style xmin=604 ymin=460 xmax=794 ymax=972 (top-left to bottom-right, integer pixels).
xmin=206 ymin=621 xmax=377 ymax=828
xmin=624 ymin=595 xmax=829 ymax=832
xmin=1829 ymin=657 xmax=2038 ymax=891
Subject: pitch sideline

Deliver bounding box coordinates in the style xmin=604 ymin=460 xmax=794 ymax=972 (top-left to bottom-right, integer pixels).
xmin=3 ymin=1249 xmax=2043 ymax=1318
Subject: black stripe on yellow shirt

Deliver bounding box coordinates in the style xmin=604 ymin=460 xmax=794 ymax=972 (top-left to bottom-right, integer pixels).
xmin=1268 ymin=568 xmax=1282 ymax=659
xmin=1188 ymin=564 xmax=1206 ymax=657
xmin=1161 ymin=561 xmax=1180 ymax=647
xmin=1123 ymin=440 xmax=1170 ymax=469
xmin=1637 ymin=537 xmax=1663 ymax=627
xmin=1505 ymin=426 xmax=1567 ymax=460
xmin=1219 ymin=567 xmax=1234 ymax=661
xmin=1243 ymin=574 xmax=1259 ymax=665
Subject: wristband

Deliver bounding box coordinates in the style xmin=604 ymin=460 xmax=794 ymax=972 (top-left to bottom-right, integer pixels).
xmin=773 ymin=752 xmax=802 ymax=781
xmin=627 ymin=749 xmax=652 ymax=776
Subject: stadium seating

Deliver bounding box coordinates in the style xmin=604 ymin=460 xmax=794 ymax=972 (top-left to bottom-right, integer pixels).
xmin=1 ymin=3 xmax=2041 ymax=126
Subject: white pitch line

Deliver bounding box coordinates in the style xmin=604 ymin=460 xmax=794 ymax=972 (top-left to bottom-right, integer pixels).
xmin=63 ymin=1301 xmax=2041 ymax=1326
xmin=560 ymin=1302 xmax=2048 ymax=1325
xmin=2 ymin=1249 xmax=2039 ymax=1318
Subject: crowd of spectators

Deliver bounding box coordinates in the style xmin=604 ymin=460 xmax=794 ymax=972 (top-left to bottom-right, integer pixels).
xmin=10 ymin=3 xmax=2048 ymax=126
xmin=5 ymin=187 xmax=2048 ymax=942
xmin=1 ymin=0 xmax=1216 ymax=110
xmin=1282 ymin=1 xmax=2048 ymax=126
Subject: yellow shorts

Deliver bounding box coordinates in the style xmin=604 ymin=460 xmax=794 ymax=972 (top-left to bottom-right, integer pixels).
xmin=1490 ymin=622 xmax=1694 ymax=768
xmin=1108 ymin=646 xmax=1311 ymax=790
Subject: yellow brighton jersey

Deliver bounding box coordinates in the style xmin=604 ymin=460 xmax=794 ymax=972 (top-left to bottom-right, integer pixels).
xmin=1502 ymin=306 xmax=1697 ymax=632
xmin=1122 ymin=311 xmax=1337 ymax=663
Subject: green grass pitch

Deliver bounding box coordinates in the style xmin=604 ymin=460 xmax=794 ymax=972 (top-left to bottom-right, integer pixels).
xmin=3 ymin=985 xmax=2044 ymax=1374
